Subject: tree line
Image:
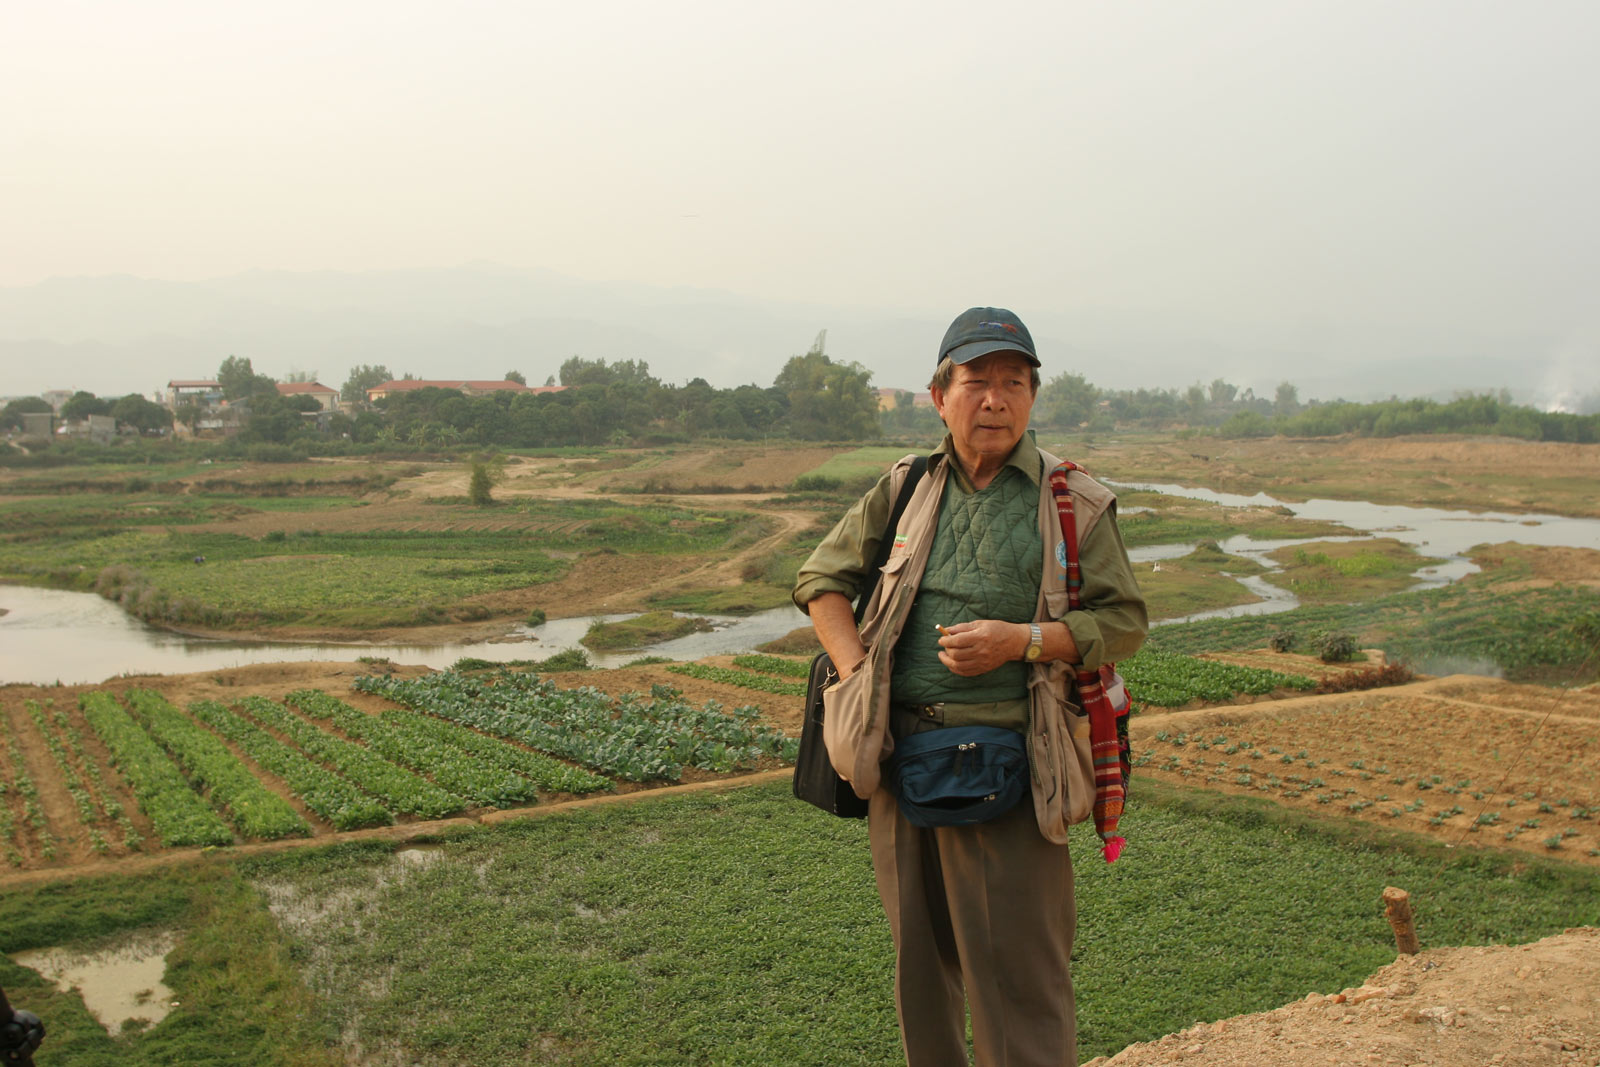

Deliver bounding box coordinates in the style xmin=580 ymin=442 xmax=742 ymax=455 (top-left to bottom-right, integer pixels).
xmin=6 ymin=344 xmax=1597 ymax=453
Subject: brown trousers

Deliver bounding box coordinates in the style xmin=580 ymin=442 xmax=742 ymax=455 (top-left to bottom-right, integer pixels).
xmin=868 ymin=785 xmax=1077 ymax=1067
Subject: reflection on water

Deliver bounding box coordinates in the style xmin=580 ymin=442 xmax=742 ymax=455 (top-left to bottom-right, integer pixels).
xmin=7 ymin=483 xmax=1598 ymax=684
xmin=0 ymin=584 xmax=808 ymax=686
xmin=1114 ymin=483 xmax=1600 ymax=627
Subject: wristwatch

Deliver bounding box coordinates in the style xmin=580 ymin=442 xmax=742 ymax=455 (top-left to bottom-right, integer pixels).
xmin=1024 ymin=623 xmax=1043 ymax=662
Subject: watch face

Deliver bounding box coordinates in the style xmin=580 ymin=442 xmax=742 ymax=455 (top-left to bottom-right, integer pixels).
xmin=1026 ymin=646 xmax=1041 ymax=661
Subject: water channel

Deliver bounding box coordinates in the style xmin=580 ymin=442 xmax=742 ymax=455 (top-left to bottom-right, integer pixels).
xmin=5 ymin=486 xmax=1598 ymax=686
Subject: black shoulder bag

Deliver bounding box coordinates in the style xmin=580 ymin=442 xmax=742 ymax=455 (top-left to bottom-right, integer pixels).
xmin=793 ymin=456 xmax=928 ymax=817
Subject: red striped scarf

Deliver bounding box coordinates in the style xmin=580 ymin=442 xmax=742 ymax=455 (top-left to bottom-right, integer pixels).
xmin=1049 ymin=461 xmax=1131 ymax=863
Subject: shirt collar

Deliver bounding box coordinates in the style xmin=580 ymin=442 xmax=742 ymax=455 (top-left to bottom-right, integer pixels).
xmin=931 ymin=429 xmax=1042 ymax=492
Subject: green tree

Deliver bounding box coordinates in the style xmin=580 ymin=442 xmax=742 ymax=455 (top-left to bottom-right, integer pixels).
xmin=110 ymin=393 xmax=175 ymax=434
xmin=1274 ymin=382 xmax=1300 ymax=417
xmin=468 ymin=464 xmax=494 ymax=504
xmin=340 ymin=364 xmax=393 ymax=405
xmin=1034 ymin=371 xmax=1100 ymax=429
xmin=218 ymin=355 xmax=258 ymax=400
xmin=504 ymin=370 xmax=526 ymax=385
xmin=773 ymin=341 xmax=879 ymax=441
xmin=61 ymin=390 xmax=112 ymax=420
xmin=174 ymin=401 xmax=203 ymax=433
xmin=467 ymin=456 xmax=504 ymax=505
xmin=1 ymin=396 xmax=52 ymax=430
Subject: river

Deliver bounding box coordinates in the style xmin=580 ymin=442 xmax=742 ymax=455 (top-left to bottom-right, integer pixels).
xmin=4 ymin=486 xmax=1598 ymax=686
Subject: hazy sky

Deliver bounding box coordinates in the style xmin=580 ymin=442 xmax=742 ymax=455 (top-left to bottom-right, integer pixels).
xmin=5 ymin=1 xmax=1598 ymax=402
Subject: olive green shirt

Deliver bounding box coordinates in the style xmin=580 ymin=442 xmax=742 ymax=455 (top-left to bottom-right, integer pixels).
xmin=792 ymin=431 xmax=1148 ymax=672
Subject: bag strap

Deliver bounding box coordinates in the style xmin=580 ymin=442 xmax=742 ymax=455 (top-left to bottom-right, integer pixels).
xmin=854 ymin=455 xmax=928 ymax=624
xmin=1048 ymin=460 xmax=1128 ymax=863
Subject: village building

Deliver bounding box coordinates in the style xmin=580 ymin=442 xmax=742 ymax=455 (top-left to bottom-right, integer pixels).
xmin=275 ymin=381 xmax=340 ymax=411
xmin=166 ymin=380 xmax=224 ymax=410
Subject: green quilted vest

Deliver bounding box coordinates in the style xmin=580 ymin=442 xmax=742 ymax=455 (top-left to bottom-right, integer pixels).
xmin=891 ymin=464 xmax=1042 ymax=705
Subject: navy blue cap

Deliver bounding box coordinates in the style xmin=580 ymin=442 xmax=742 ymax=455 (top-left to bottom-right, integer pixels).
xmin=938 ymin=307 xmax=1039 ymax=367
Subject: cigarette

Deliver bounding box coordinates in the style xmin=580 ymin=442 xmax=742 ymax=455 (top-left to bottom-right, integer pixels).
xmin=935 ymin=624 xmax=952 ymax=637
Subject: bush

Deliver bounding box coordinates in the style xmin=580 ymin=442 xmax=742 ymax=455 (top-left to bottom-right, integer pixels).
xmin=1315 ymin=663 xmax=1415 ymax=693
xmin=526 ymin=608 xmax=547 ymax=627
xmin=1314 ymin=630 xmax=1359 ymax=662
xmin=1269 ymin=630 xmax=1296 ymax=653
xmin=532 ymin=648 xmax=590 ymax=672
xmin=468 ymin=461 xmax=495 ymax=506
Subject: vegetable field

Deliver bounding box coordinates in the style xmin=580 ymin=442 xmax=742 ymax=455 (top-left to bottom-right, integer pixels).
xmin=0 ymin=667 xmax=800 ymax=870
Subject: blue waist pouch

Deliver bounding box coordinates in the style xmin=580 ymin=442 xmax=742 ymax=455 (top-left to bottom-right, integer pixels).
xmin=887 ymin=725 xmax=1028 ymax=828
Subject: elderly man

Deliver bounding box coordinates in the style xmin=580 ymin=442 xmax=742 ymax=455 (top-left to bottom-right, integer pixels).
xmin=793 ymin=307 xmax=1147 ymax=1067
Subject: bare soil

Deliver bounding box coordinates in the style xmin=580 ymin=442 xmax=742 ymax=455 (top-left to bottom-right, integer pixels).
xmin=1132 ymin=674 xmax=1600 ymax=867
xmin=1085 ymin=433 xmax=1600 ymax=518
xmin=1085 ymin=927 xmax=1600 ymax=1067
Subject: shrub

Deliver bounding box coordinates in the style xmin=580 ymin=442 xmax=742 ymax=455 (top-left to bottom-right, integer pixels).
xmin=1269 ymin=630 xmax=1296 ymax=653
xmin=1314 ymin=630 xmax=1359 ymax=662
xmin=533 ymin=648 xmax=590 ymax=672
xmin=1315 ymin=663 xmax=1415 ymax=693
xmin=526 ymin=608 xmax=547 ymax=627
xmin=468 ymin=461 xmax=495 ymax=506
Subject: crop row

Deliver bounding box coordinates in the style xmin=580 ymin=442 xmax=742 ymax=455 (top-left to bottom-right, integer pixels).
xmin=47 ymin=706 xmax=143 ymax=850
xmin=1 ymin=725 xmax=44 ymax=865
xmin=125 ymin=689 xmax=309 ymax=841
xmin=355 ymin=672 xmax=798 ymax=781
xmin=79 ymin=692 xmax=233 ymax=848
xmin=380 ymin=705 xmax=609 ymax=796
xmin=234 ymin=696 xmax=464 ymax=819
xmin=729 ymin=654 xmax=811 ymax=679
xmin=188 ymin=700 xmax=391 ymax=830
xmin=1120 ymin=649 xmax=1315 ymax=709
xmin=284 ymin=689 xmax=538 ymax=808
xmin=24 ymin=701 xmax=121 ymax=854
xmin=664 ymin=663 xmax=806 ymax=697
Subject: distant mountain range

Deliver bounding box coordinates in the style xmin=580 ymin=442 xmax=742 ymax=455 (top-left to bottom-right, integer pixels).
xmin=1 ymin=263 xmax=1590 ymax=412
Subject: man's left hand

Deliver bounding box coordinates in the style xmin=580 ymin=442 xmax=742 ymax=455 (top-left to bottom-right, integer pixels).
xmin=936 ymin=620 xmax=1028 ymax=677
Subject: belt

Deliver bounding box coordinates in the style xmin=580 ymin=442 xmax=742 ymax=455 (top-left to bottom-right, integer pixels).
xmin=892 ymin=697 xmax=1029 ymax=732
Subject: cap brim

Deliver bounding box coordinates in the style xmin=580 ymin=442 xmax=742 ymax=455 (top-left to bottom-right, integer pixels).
xmin=945 ymin=339 xmax=1040 ymax=367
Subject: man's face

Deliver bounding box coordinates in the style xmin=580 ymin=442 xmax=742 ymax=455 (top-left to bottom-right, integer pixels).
xmin=931 ymin=351 xmax=1036 ymax=467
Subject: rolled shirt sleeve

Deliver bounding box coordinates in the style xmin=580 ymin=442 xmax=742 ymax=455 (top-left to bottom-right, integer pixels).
xmin=1058 ymin=507 xmax=1149 ymax=671
xmin=791 ymin=471 xmax=895 ymax=613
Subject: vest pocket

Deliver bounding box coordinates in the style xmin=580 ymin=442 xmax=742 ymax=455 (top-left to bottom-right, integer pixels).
xmin=1061 ymin=696 xmax=1095 ymax=826
xmin=822 ymin=662 xmax=883 ymax=799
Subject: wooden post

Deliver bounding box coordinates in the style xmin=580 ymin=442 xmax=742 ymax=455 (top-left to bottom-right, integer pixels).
xmin=1383 ymin=886 xmax=1420 ymax=955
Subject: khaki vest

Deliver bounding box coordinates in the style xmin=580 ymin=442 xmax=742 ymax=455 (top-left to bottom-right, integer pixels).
xmin=821 ymin=447 xmax=1115 ymax=844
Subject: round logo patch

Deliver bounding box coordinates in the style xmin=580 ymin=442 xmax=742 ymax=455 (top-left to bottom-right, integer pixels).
xmin=1056 ymin=540 xmax=1068 ymax=569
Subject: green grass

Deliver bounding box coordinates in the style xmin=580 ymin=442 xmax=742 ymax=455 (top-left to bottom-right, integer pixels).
xmin=0 ymin=497 xmax=764 ymax=629
xmin=1149 ymin=582 xmax=1600 ymax=684
xmin=798 ymin=446 xmax=915 ymax=487
xmin=0 ymin=864 xmax=339 ymax=1067
xmin=581 ymin=611 xmax=714 ymax=651
xmin=5 ymin=780 xmax=1597 ymax=1065
xmin=1138 ymin=545 xmax=1268 ymax=621
xmin=1266 ymin=538 xmax=1443 ymax=604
